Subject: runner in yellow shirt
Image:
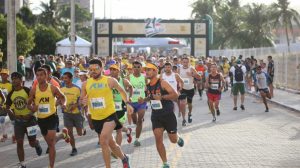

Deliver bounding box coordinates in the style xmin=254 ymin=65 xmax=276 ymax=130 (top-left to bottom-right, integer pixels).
xmin=80 ymin=59 xmax=133 ymax=168
xmin=6 ymin=72 xmax=43 ymax=168
xmin=27 ymin=68 xmax=70 ymax=168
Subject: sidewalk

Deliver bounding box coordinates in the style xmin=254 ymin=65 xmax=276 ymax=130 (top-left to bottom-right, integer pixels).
xmin=247 ymin=88 xmax=300 ymax=112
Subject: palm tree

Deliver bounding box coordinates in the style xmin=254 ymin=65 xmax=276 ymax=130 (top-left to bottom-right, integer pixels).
xmin=38 ymin=0 xmax=59 ymax=28
xmin=240 ymin=3 xmax=274 ymax=48
xmin=270 ymin=0 xmax=300 ymax=51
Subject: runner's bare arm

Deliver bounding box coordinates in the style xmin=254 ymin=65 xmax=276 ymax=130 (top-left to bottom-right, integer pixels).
xmin=219 ymin=74 xmax=225 ymax=91
xmin=80 ymin=81 xmax=87 ymax=106
xmin=175 ymin=73 xmax=184 ymax=90
xmin=108 ymin=77 xmax=129 ymax=102
xmin=51 ymin=85 xmax=66 ymax=107
xmin=205 ymin=76 xmax=210 ymax=89
xmin=161 ymin=80 xmax=179 ymax=100
xmin=27 ymin=87 xmax=37 ymax=112
xmin=123 ymin=78 xmax=133 ymax=98
xmin=191 ymin=68 xmax=201 ymax=79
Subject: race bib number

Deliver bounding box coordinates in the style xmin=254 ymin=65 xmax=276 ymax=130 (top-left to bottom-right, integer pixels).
xmin=150 ymin=100 xmax=163 ymax=110
xmin=91 ymin=98 xmax=105 ymax=109
xmin=211 ymin=84 xmax=219 ymax=90
xmin=27 ymin=125 xmax=38 ymax=136
xmin=38 ymin=104 xmax=50 ymax=114
xmin=198 ymin=71 xmax=203 ymax=76
xmin=183 ymin=78 xmax=190 ymax=85
xmin=2 ymin=89 xmax=8 ymax=96
xmin=133 ymin=89 xmax=143 ymax=97
xmin=115 ymin=102 xmax=122 ymax=111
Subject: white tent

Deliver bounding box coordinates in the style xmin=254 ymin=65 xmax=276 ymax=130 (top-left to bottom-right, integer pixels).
xmin=56 ymin=36 xmax=91 ymax=56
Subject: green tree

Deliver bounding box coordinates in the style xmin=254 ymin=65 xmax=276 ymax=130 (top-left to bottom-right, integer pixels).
xmin=240 ymin=3 xmax=274 ymax=48
xmin=38 ymin=0 xmax=59 ymax=28
xmin=0 ymin=14 xmax=35 ymax=60
xmin=57 ymin=4 xmax=92 ymax=41
xmin=31 ymin=24 xmax=62 ymax=55
xmin=17 ymin=6 xmax=37 ymax=27
xmin=270 ymin=0 xmax=300 ymax=50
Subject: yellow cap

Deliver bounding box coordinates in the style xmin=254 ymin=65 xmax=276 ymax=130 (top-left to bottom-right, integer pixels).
xmin=109 ymin=64 xmax=120 ymax=71
xmin=145 ymin=63 xmax=158 ymax=71
xmin=127 ymin=64 xmax=133 ymax=69
xmin=0 ymin=69 xmax=9 ymax=75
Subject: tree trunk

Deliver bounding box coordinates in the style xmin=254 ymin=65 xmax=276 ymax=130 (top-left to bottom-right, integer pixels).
xmin=285 ymin=25 xmax=290 ymax=53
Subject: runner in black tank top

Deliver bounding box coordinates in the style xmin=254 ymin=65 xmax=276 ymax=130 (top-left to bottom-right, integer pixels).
xmin=140 ymin=63 xmax=184 ymax=168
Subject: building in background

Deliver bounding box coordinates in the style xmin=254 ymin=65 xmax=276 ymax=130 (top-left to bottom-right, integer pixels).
xmin=0 ymin=0 xmax=23 ymax=14
xmin=55 ymin=0 xmax=90 ymax=12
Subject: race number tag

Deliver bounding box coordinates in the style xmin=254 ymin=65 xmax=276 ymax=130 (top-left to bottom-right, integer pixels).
xmin=115 ymin=102 xmax=122 ymax=111
xmin=38 ymin=104 xmax=50 ymax=114
xmin=211 ymin=84 xmax=219 ymax=90
xmin=183 ymin=78 xmax=190 ymax=85
xmin=198 ymin=71 xmax=203 ymax=76
xmin=91 ymin=98 xmax=105 ymax=109
xmin=27 ymin=125 xmax=38 ymax=136
xmin=150 ymin=100 xmax=163 ymax=110
xmin=2 ymin=89 xmax=8 ymax=96
xmin=133 ymin=88 xmax=143 ymax=97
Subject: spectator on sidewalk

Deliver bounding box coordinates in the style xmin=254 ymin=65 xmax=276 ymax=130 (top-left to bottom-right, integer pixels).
xmin=17 ymin=56 xmax=26 ymax=85
xmin=24 ymin=55 xmax=33 ymax=80
xmin=46 ymin=55 xmax=57 ymax=73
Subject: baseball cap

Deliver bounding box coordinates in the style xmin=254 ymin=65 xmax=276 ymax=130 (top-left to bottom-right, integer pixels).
xmin=109 ymin=64 xmax=120 ymax=71
xmin=0 ymin=69 xmax=9 ymax=75
xmin=78 ymin=70 xmax=88 ymax=76
xmin=145 ymin=63 xmax=158 ymax=71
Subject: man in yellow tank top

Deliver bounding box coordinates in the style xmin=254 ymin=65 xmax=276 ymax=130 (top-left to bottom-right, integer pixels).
xmin=5 ymin=72 xmax=43 ymax=168
xmin=27 ymin=68 xmax=70 ymax=168
xmin=61 ymin=72 xmax=86 ymax=156
xmin=80 ymin=59 xmax=133 ymax=168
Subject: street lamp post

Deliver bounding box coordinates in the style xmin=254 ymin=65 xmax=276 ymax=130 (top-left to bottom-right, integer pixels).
xmin=92 ymin=0 xmax=95 ymax=56
xmin=7 ymin=0 xmax=17 ymax=72
xmin=70 ymin=0 xmax=76 ymax=56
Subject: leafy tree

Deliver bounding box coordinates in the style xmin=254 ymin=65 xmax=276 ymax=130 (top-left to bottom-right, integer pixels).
xmin=31 ymin=24 xmax=62 ymax=55
xmin=0 ymin=14 xmax=35 ymax=61
xmin=38 ymin=0 xmax=59 ymax=28
xmin=17 ymin=6 xmax=37 ymax=27
xmin=270 ymin=0 xmax=300 ymax=50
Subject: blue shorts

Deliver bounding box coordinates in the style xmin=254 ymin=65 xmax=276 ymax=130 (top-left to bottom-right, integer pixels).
xmin=130 ymin=102 xmax=147 ymax=113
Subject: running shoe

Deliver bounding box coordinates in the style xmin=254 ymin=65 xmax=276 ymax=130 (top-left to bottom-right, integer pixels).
xmin=265 ymin=108 xmax=269 ymax=112
xmin=17 ymin=163 xmax=26 ymax=168
xmin=122 ymin=155 xmax=131 ymax=168
xmin=62 ymin=128 xmax=70 ymax=143
xmin=126 ymin=128 xmax=132 ymax=143
xmin=216 ymin=110 xmax=220 ymax=116
xmin=133 ymin=140 xmax=141 ymax=147
xmin=233 ymin=107 xmax=237 ymax=110
xmin=182 ymin=119 xmax=187 ymax=126
xmin=35 ymin=141 xmax=43 ymax=156
xmin=240 ymin=105 xmax=245 ymax=110
xmin=188 ymin=115 xmax=192 ymax=123
xmin=177 ymin=137 xmax=184 ymax=147
xmin=212 ymin=116 xmax=216 ymax=122
xmin=162 ymin=163 xmax=170 ymax=168
xmin=83 ymin=128 xmax=87 ymax=136
xmin=70 ymin=148 xmax=78 ymax=156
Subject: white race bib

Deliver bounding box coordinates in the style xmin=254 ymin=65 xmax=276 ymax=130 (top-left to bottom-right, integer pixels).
xmin=115 ymin=102 xmax=122 ymax=111
xmin=2 ymin=89 xmax=8 ymax=96
xmin=133 ymin=88 xmax=143 ymax=97
xmin=27 ymin=125 xmax=38 ymax=136
xmin=91 ymin=98 xmax=105 ymax=109
xmin=183 ymin=78 xmax=190 ymax=85
xmin=198 ymin=71 xmax=203 ymax=75
xmin=211 ymin=84 xmax=219 ymax=90
xmin=150 ymin=100 xmax=163 ymax=110
xmin=38 ymin=104 xmax=50 ymax=114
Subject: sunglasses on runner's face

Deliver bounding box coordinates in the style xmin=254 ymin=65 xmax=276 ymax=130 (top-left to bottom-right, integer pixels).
xmin=89 ymin=65 xmax=101 ymax=72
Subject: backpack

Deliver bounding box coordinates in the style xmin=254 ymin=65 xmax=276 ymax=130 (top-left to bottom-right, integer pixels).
xmin=234 ymin=65 xmax=244 ymax=82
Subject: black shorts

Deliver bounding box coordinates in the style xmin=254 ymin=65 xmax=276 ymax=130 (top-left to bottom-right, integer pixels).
xmin=37 ymin=114 xmax=59 ymax=136
xmin=259 ymin=88 xmax=270 ymax=94
xmin=92 ymin=113 xmax=122 ymax=134
xmin=179 ymin=89 xmax=195 ymax=103
xmin=151 ymin=112 xmax=177 ymax=134
xmin=14 ymin=117 xmax=37 ymax=140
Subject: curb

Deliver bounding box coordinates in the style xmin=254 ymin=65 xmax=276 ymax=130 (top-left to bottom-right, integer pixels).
xmin=246 ymin=92 xmax=300 ymax=113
